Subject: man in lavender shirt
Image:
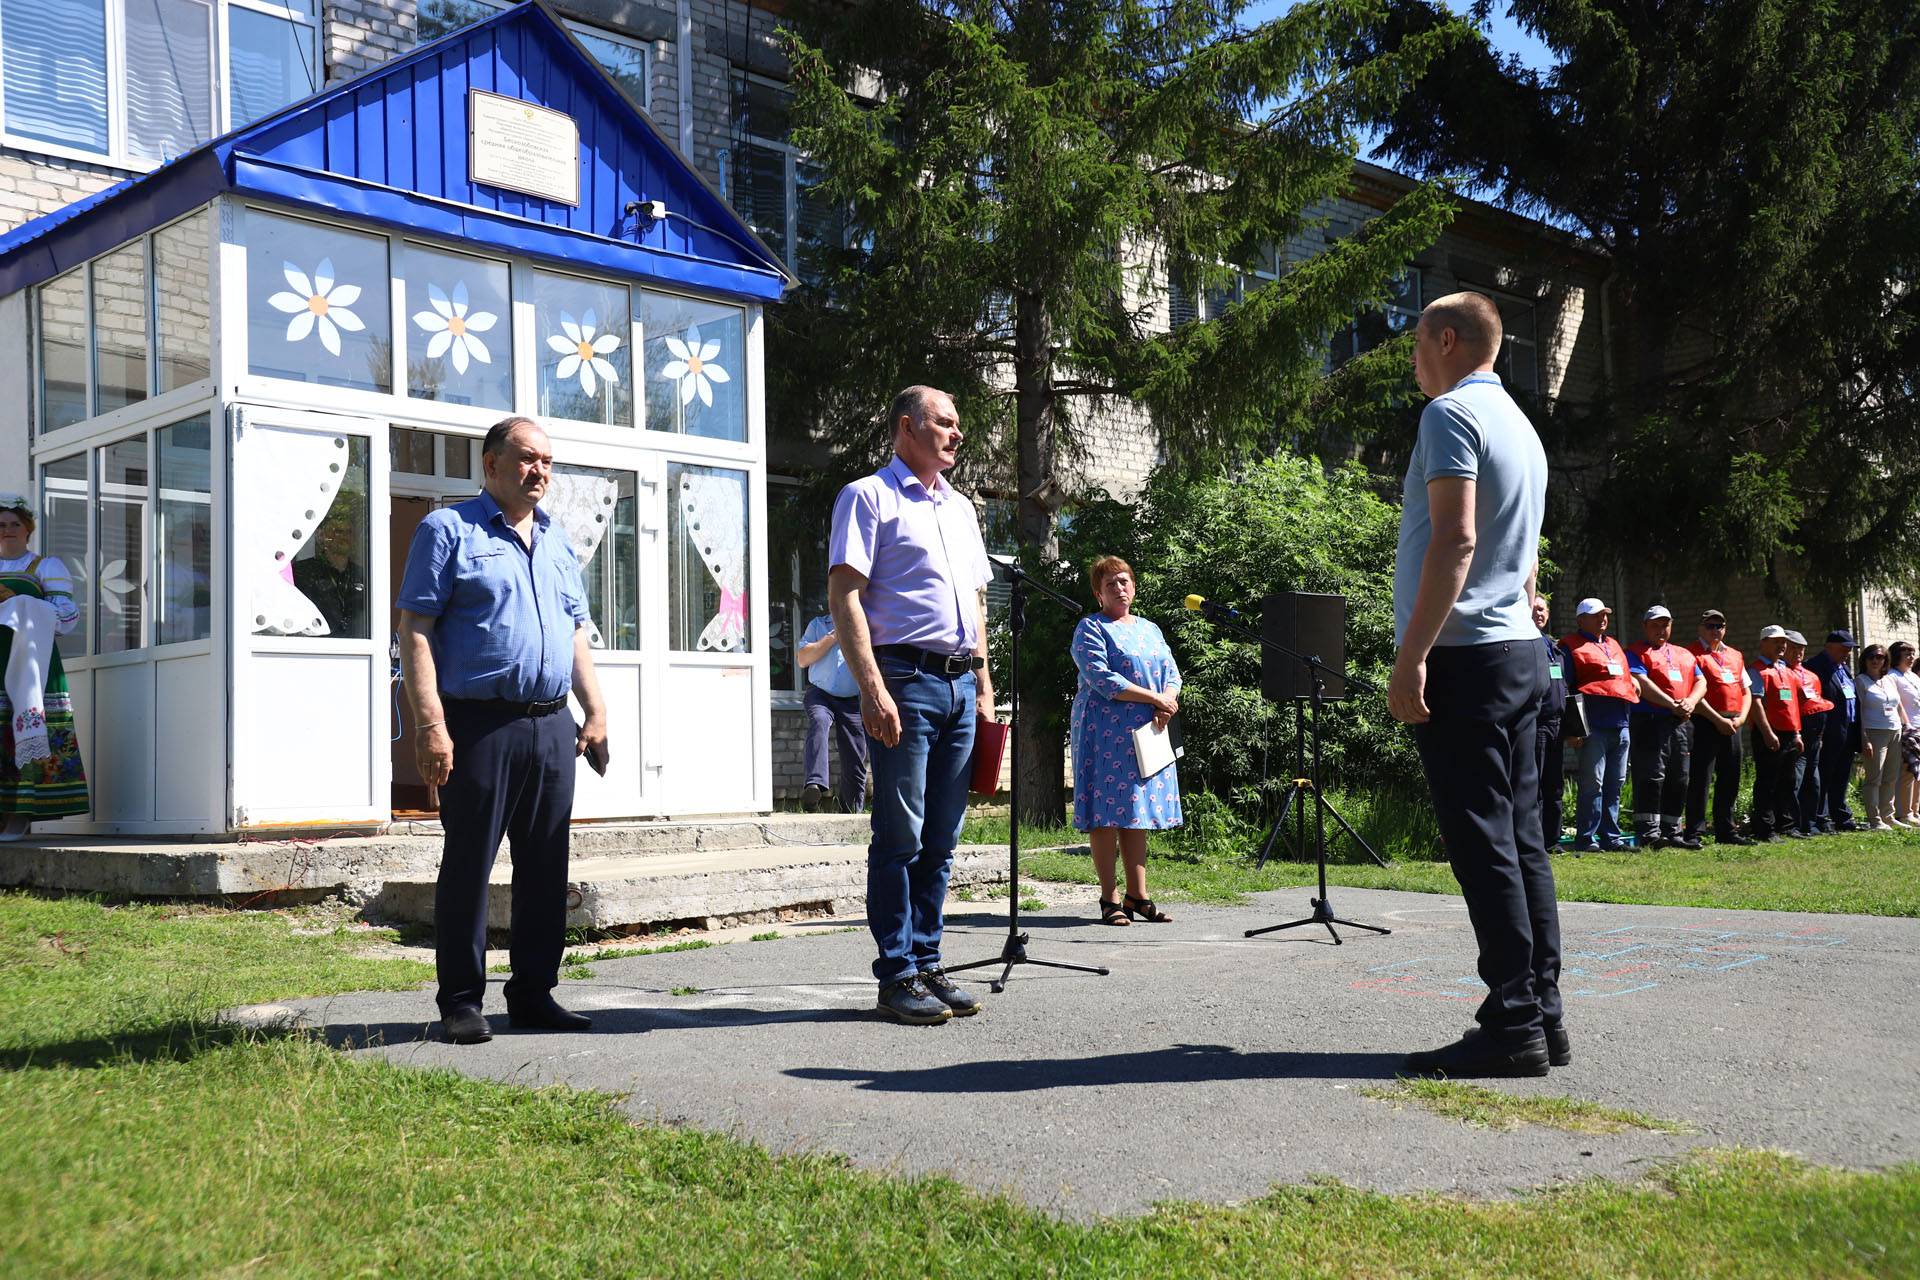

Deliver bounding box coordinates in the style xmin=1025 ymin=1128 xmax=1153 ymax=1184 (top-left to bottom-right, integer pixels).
xmin=830 ymin=385 xmax=997 ymax=1024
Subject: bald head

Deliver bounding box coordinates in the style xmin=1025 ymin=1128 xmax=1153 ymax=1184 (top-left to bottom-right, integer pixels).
xmin=1420 ymin=292 xmax=1504 ymax=365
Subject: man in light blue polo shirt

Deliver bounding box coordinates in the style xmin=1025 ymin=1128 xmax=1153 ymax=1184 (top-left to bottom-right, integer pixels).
xmin=798 ymin=611 xmax=867 ymax=812
xmin=397 ymin=416 xmax=609 ymax=1045
xmin=829 ymin=385 xmax=995 ymax=1024
xmin=1389 ymin=291 xmax=1561 ymax=1079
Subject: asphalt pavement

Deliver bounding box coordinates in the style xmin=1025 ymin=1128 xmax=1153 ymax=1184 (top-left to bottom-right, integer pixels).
xmin=264 ymin=886 xmax=1920 ymax=1218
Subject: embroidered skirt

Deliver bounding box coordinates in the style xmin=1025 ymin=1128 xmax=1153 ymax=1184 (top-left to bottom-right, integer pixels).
xmin=0 ymin=631 xmax=88 ymax=817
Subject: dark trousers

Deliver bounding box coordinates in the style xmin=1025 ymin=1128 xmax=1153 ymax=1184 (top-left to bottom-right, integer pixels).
xmin=1411 ymin=640 xmax=1561 ymax=1039
xmin=1535 ymin=714 xmax=1565 ymax=848
xmin=1797 ymin=712 xmax=1827 ymax=832
xmin=1685 ymin=721 xmax=1744 ymax=836
xmin=434 ymin=701 xmax=576 ymax=1014
xmin=1819 ymin=714 xmax=1857 ymax=828
xmin=1750 ymin=727 xmax=1804 ymax=836
xmin=803 ymin=686 xmax=869 ymax=812
xmin=1629 ymin=714 xmax=1692 ymax=836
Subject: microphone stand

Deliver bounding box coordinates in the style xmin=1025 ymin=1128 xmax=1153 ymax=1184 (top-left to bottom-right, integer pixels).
xmin=1186 ymin=602 xmax=1391 ymax=945
xmin=946 ymin=557 xmax=1111 ymax=993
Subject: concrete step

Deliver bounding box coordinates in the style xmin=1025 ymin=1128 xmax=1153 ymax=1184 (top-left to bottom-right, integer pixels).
xmin=373 ymin=843 xmax=1015 ymax=934
xmin=0 ymin=814 xmax=880 ymax=899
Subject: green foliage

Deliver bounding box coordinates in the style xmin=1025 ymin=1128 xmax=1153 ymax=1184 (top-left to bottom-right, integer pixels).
xmin=1358 ymin=0 xmax=1920 ymax=610
xmin=1020 ymin=455 xmax=1420 ymax=818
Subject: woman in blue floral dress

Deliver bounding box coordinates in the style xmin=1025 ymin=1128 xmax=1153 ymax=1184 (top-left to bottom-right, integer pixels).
xmin=1070 ymin=556 xmax=1183 ymax=925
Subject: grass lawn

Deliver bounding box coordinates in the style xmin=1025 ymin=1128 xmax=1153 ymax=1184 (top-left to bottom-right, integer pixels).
xmin=963 ymin=810 xmax=1920 ymax=917
xmin=3 ymin=892 xmax=1918 ymax=1277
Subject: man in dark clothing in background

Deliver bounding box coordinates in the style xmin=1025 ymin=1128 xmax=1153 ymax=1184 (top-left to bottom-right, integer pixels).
xmin=1805 ymin=630 xmax=1861 ymax=833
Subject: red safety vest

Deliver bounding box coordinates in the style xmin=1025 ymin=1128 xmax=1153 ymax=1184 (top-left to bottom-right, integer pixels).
xmin=1792 ymin=663 xmax=1835 ymax=715
xmin=1754 ymin=661 xmax=1802 ymax=732
xmin=1631 ymin=641 xmax=1699 ymax=706
xmin=1561 ymin=632 xmax=1639 ymax=701
xmin=1690 ymin=641 xmax=1749 ymax=715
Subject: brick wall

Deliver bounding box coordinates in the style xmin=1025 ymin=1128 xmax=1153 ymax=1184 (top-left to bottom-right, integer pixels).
xmin=325 ymin=0 xmax=416 ymax=80
xmin=0 ymin=148 xmax=126 ymax=236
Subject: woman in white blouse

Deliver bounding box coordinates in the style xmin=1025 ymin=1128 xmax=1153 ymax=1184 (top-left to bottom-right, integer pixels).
xmin=0 ymin=495 xmax=88 ymax=839
xmin=1855 ymin=645 xmax=1909 ymax=829
xmin=1887 ymin=642 xmax=1920 ymax=826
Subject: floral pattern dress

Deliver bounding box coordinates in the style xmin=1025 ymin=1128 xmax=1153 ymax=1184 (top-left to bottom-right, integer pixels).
xmin=1070 ymin=612 xmax=1183 ymax=831
xmin=0 ymin=553 xmax=88 ymax=817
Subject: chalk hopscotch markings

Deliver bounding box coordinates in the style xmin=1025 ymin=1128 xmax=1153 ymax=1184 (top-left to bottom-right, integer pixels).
xmin=1352 ymin=924 xmax=1848 ymax=1002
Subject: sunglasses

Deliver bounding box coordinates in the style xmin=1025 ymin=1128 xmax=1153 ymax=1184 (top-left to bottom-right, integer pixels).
xmin=1701 ymin=621 xmax=1726 ymax=629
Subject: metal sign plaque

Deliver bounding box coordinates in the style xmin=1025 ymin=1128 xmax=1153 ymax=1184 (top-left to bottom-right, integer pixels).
xmin=469 ymin=89 xmax=580 ymax=207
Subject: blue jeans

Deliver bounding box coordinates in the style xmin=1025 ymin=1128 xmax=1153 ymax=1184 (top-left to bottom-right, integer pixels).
xmin=865 ymin=656 xmax=977 ymax=986
xmin=1575 ymin=725 xmax=1630 ymax=846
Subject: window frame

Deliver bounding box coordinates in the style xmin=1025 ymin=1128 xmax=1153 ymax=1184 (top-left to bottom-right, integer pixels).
xmin=415 ymin=0 xmax=652 ymax=114
xmin=0 ymin=0 xmax=320 ymax=171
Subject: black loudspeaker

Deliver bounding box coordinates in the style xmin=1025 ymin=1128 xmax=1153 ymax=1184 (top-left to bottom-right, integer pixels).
xmin=1261 ymin=592 xmax=1348 ymax=701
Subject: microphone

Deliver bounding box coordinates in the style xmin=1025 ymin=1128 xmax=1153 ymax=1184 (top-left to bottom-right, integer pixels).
xmin=1184 ymin=595 xmax=1246 ymax=619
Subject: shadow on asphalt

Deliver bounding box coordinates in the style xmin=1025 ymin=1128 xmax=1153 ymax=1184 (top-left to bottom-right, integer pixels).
xmin=786 ymin=1043 xmax=1408 ymax=1091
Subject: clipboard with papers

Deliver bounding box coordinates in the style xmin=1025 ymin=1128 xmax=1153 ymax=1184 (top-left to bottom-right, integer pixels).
xmin=1131 ymin=714 xmax=1184 ymax=778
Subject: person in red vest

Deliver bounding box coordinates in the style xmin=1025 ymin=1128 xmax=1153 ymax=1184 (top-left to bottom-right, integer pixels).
xmin=1746 ymin=625 xmax=1801 ymax=841
xmin=1627 ymin=605 xmax=1707 ymax=848
xmin=1783 ymin=630 xmax=1835 ymax=837
xmin=1685 ymin=608 xmax=1753 ymax=846
xmin=1562 ymin=597 xmax=1639 ymax=851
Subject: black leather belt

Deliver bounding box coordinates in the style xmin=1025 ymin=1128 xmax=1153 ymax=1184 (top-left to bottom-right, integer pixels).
xmin=874 ymin=644 xmax=984 ymax=676
xmin=443 ymin=693 xmax=570 ymax=718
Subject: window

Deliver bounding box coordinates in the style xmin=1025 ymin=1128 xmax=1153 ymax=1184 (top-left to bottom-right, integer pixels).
xmin=728 ymin=73 xmax=850 ymax=280
xmin=256 ymin=430 xmax=370 ymax=639
xmin=155 ymin=416 xmax=211 ymax=645
xmin=390 ymin=428 xmax=475 ymax=480
xmin=1498 ymin=299 xmax=1539 ymax=395
xmin=418 ymin=0 xmax=650 ymax=113
xmin=246 ymin=209 xmax=392 ymax=394
xmin=92 ymin=242 xmax=148 ymax=415
xmin=535 ymin=270 xmax=632 ymax=427
xmin=1328 ymin=269 xmax=1421 ymax=365
xmin=1168 ymin=244 xmax=1282 ymax=328
xmin=768 ymin=480 xmax=827 ymax=693
xmin=0 ymin=0 xmax=317 ymax=167
xmin=97 ymin=436 xmax=148 ymax=653
xmin=668 ymin=463 xmax=749 ymax=653
xmin=404 ymin=244 xmax=511 ymax=410
xmin=154 ymin=210 xmax=212 ymax=392
xmin=639 ymin=291 xmax=745 ymax=441
xmin=551 ymin=464 xmax=638 ymax=650
xmin=40 ymin=454 xmax=89 ymax=656
xmin=37 ymin=269 xmax=87 ymax=434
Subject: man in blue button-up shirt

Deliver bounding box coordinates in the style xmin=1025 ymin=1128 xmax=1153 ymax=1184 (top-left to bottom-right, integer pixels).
xmin=1806 ymin=629 xmax=1861 ymax=832
xmin=397 ymin=417 xmax=608 ymax=1045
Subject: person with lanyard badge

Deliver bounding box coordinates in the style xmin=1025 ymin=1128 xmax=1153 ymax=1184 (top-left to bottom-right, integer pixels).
xmin=1782 ymin=630 xmax=1834 ymax=838
xmin=1854 ymin=644 xmax=1909 ymax=830
xmin=797 ymin=612 xmax=869 ymax=813
xmin=1746 ymin=627 xmax=1801 ymax=840
xmin=1889 ymin=641 xmax=1920 ymax=825
xmin=1532 ymin=596 xmax=1571 ymax=851
xmin=1626 ymin=605 xmax=1707 ymax=849
xmin=1805 ymin=630 xmax=1861 ymax=833
xmin=1562 ymin=597 xmax=1639 ymax=852
xmin=1685 ymin=609 xmax=1753 ymax=846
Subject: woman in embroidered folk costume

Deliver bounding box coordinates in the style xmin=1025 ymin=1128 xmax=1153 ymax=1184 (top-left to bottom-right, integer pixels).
xmin=0 ymin=495 xmax=88 ymax=838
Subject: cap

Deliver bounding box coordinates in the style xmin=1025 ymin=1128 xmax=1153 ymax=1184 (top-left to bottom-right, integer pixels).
xmin=1784 ymin=629 xmax=1808 ymax=646
xmin=1643 ymin=605 xmax=1672 ymax=621
xmin=1575 ymin=597 xmax=1610 ymax=616
xmin=1700 ymin=609 xmax=1727 ymax=623
xmin=1759 ymin=624 xmax=1788 ymax=640
xmin=1826 ymin=630 xmax=1857 ymax=646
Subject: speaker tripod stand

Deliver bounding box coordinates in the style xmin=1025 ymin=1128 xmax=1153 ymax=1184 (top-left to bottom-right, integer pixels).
xmin=946 ymin=556 xmax=1110 ymax=993
xmin=1188 ymin=602 xmax=1390 ymax=944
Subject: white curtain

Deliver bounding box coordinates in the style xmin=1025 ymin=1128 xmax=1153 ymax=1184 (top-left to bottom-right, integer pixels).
xmin=245 ymin=428 xmax=346 ymax=636
xmin=544 ymin=468 xmax=620 ymax=647
xmin=678 ymin=471 xmax=746 ymax=652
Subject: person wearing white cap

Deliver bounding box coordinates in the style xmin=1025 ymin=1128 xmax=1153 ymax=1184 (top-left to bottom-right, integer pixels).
xmin=1746 ymin=626 xmax=1801 ymax=840
xmin=1685 ymin=609 xmax=1753 ymax=845
xmin=1560 ymin=597 xmax=1639 ymax=852
xmin=1626 ymin=604 xmax=1706 ymax=848
xmin=1389 ymin=290 xmax=1561 ymax=1078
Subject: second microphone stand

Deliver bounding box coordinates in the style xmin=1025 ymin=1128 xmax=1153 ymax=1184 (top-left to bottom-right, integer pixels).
xmin=947 ymin=557 xmax=1110 ymax=993
xmin=1190 ymin=604 xmax=1391 ymax=945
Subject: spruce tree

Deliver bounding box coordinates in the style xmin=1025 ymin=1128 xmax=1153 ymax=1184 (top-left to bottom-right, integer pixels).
xmin=775 ymin=0 xmax=1467 ymax=820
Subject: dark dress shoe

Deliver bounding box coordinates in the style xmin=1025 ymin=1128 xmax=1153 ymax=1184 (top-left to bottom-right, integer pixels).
xmin=1544 ymin=1021 xmax=1572 ymax=1066
xmin=1404 ymin=1027 xmax=1551 ymax=1078
xmin=801 ymin=783 xmax=828 ymax=813
xmin=919 ymin=968 xmax=981 ymax=1016
xmin=507 ymin=997 xmax=593 ymax=1031
xmin=441 ymin=1007 xmax=493 ymax=1044
xmin=876 ymin=976 xmax=952 ymax=1024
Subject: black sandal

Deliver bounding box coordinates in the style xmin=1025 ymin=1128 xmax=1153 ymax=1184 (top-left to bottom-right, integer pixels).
xmin=1124 ymin=894 xmax=1171 ymax=923
xmin=1099 ymin=898 xmax=1130 ymax=926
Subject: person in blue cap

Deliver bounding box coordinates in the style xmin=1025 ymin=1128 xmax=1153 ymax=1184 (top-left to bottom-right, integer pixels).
xmin=1804 ymin=630 xmax=1861 ymax=832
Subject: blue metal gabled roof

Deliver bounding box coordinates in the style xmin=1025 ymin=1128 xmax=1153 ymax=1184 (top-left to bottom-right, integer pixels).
xmin=0 ymin=0 xmax=793 ymax=301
